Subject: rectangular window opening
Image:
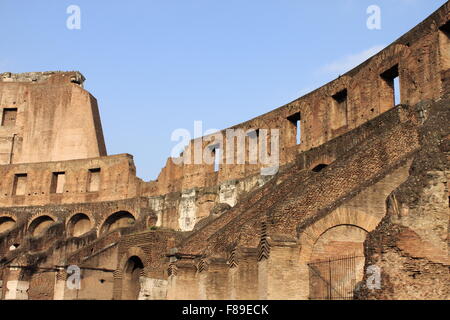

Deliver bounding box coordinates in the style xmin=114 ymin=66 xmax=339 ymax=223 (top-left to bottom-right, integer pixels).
xmin=51 ymin=172 xmax=66 ymax=194
xmin=248 ymin=128 xmax=260 ymax=139
xmin=88 ymin=168 xmax=101 ymax=192
xmin=439 ymin=21 xmax=450 ymax=69
xmin=213 ymin=147 xmax=221 ymax=172
xmin=247 ymin=129 xmax=259 ymax=164
xmin=1 ymin=108 xmax=18 ymax=127
xmin=381 ymin=65 xmax=400 ymax=107
xmin=331 ymin=89 xmax=348 ymax=129
xmin=13 ymin=173 xmax=27 ymax=196
xmin=287 ymin=112 xmax=301 ymax=145
xmin=393 ymin=76 xmax=401 ymax=106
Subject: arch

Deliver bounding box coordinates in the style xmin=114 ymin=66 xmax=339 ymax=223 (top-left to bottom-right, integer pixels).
xmin=307 ymin=154 xmax=335 ymax=172
xmin=100 ymin=211 xmax=135 ymax=235
xmin=122 ymin=256 xmax=144 ymax=300
xmin=0 ymin=216 xmax=16 ymax=233
xmin=307 ymin=224 xmax=367 ymax=300
xmin=118 ymin=247 xmax=147 ymax=271
xmin=297 ymin=207 xmax=378 ymax=260
xmin=311 ymin=164 xmax=328 ymax=173
xmin=67 ymin=213 xmax=92 ymax=237
xmin=310 ymin=224 xmax=368 ymax=262
xmin=296 ymin=207 xmax=382 ymax=300
xmin=29 ymin=215 xmax=55 ymax=237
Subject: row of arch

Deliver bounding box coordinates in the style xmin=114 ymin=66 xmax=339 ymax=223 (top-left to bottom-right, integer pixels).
xmin=0 ymin=211 xmax=137 ymax=238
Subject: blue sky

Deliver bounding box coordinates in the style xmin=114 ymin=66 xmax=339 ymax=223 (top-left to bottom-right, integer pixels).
xmin=0 ymin=0 xmax=446 ymax=180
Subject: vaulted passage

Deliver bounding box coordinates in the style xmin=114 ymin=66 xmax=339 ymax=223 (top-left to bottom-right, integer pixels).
xmin=122 ymin=256 xmax=144 ymax=300
xmin=0 ymin=216 xmax=16 ymax=233
xmin=67 ymin=213 xmax=92 ymax=237
xmin=100 ymin=211 xmax=135 ymax=235
xmin=29 ymin=216 xmax=55 ymax=237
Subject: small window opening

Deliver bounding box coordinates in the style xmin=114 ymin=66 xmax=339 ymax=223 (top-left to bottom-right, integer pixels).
xmin=247 ymin=129 xmax=260 ymax=145
xmin=331 ymin=89 xmax=348 ymax=129
xmin=2 ymin=108 xmax=17 ymax=127
xmin=393 ymin=77 xmax=400 ymax=106
xmin=287 ymin=112 xmax=301 ymax=145
xmin=247 ymin=128 xmax=260 ymax=139
xmin=381 ymin=65 xmax=400 ymax=107
xmin=214 ymin=147 xmax=221 ymax=172
xmin=88 ymin=168 xmax=101 ymax=192
xmin=13 ymin=174 xmax=27 ymax=196
xmin=51 ymin=172 xmax=66 ymax=194
xmin=247 ymin=129 xmax=259 ymax=164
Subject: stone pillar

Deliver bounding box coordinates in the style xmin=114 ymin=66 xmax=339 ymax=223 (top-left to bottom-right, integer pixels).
xmin=112 ymin=269 xmax=123 ymax=300
xmin=229 ymin=248 xmax=259 ymax=300
xmin=5 ymin=280 xmax=29 ymax=300
xmin=138 ymin=277 xmax=168 ymax=300
xmin=166 ymin=257 xmax=199 ymax=300
xmin=53 ymin=268 xmax=67 ymax=300
xmin=4 ymin=266 xmax=29 ymax=300
xmin=203 ymin=258 xmax=229 ymax=300
xmin=258 ymin=238 xmax=304 ymax=300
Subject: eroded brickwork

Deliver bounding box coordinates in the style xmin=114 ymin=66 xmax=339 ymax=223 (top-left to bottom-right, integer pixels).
xmin=0 ymin=2 xmax=448 ymax=300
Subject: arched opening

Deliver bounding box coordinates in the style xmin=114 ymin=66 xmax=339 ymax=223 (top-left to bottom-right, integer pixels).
xmin=67 ymin=213 xmax=92 ymax=237
xmin=100 ymin=211 xmax=135 ymax=235
xmin=29 ymin=216 xmax=55 ymax=237
xmin=122 ymin=256 xmax=144 ymax=300
xmin=0 ymin=216 xmax=16 ymax=233
xmin=308 ymin=225 xmax=367 ymax=300
xmin=312 ymin=163 xmax=328 ymax=173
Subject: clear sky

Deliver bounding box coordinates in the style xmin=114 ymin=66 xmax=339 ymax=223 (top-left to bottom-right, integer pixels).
xmin=0 ymin=0 xmax=446 ymax=180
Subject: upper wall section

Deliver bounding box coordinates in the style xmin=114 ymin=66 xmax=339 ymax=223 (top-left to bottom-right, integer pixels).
xmin=148 ymin=2 xmax=450 ymax=195
xmin=0 ymin=71 xmax=107 ymax=165
xmin=0 ymin=153 xmax=139 ymax=207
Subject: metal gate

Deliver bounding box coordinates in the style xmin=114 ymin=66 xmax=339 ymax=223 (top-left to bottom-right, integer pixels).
xmin=307 ymin=255 xmax=364 ymax=300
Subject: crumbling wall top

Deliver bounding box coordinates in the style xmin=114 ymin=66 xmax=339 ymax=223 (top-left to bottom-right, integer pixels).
xmin=0 ymin=71 xmax=85 ymax=86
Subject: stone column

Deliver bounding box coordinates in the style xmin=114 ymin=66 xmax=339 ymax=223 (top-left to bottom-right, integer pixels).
xmin=4 ymin=266 xmax=29 ymax=300
xmin=166 ymin=256 xmax=199 ymax=300
xmin=138 ymin=277 xmax=168 ymax=300
xmin=258 ymin=237 xmax=304 ymax=300
xmin=53 ymin=267 xmax=67 ymax=300
xmin=229 ymin=248 xmax=259 ymax=300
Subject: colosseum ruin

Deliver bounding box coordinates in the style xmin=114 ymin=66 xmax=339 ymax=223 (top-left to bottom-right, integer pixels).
xmin=0 ymin=3 xmax=448 ymax=300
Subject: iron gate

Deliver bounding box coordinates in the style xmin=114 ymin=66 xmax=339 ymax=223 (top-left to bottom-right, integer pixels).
xmin=307 ymin=255 xmax=365 ymax=300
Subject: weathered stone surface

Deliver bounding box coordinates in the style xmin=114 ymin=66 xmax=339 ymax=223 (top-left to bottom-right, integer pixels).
xmin=0 ymin=3 xmax=448 ymax=300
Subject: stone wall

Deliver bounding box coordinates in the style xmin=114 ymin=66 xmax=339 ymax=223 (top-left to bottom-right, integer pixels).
xmin=0 ymin=3 xmax=448 ymax=300
xmin=0 ymin=71 xmax=106 ymax=165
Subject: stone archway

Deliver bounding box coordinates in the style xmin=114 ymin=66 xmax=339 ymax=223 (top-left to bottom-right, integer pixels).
xmin=28 ymin=215 xmax=55 ymax=237
xmin=296 ymin=207 xmax=380 ymax=300
xmin=0 ymin=216 xmax=16 ymax=233
xmin=100 ymin=211 xmax=135 ymax=235
xmin=67 ymin=213 xmax=92 ymax=237
xmin=308 ymin=224 xmax=368 ymax=300
xmin=122 ymin=256 xmax=144 ymax=300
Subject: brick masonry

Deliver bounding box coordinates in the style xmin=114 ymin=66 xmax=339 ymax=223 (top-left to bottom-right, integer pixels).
xmin=0 ymin=2 xmax=448 ymax=300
